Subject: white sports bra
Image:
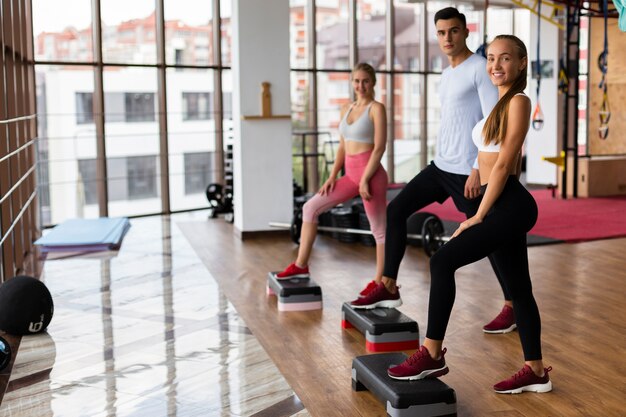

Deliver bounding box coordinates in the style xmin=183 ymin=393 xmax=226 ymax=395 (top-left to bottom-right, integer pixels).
xmin=472 ymin=93 xmax=529 ymax=153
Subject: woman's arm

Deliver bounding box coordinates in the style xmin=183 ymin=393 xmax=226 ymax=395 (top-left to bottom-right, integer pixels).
xmin=452 ymin=95 xmax=530 ymax=237
xmin=359 ymin=102 xmax=387 ymax=200
xmin=319 ymin=103 xmax=349 ymax=195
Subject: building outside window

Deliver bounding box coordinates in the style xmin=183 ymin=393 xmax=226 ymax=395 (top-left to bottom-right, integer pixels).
xmin=78 ymin=155 xmax=158 ymax=204
xmin=184 ymin=152 xmax=213 ymax=194
xmin=125 ymin=92 xmax=156 ymax=122
xmin=182 ymin=92 xmax=212 ymax=121
xmin=76 ymin=92 xmax=94 ymax=124
xmin=127 ymin=155 xmax=158 ymax=199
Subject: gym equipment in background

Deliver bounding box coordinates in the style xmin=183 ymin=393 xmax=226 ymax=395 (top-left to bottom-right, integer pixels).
xmin=0 ymin=276 xmax=54 ymax=335
xmin=342 ymin=303 xmax=419 ymax=352
xmin=272 ymin=211 xmax=449 ymax=257
xmin=352 ymin=353 xmax=457 ymax=417
xmin=205 ymin=183 xmax=234 ymax=223
xmin=0 ymin=336 xmax=11 ymax=371
xmin=266 ymin=272 xmax=323 ymax=312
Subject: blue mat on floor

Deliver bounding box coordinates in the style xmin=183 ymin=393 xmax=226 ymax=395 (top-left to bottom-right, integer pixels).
xmin=35 ymin=217 xmax=131 ymax=252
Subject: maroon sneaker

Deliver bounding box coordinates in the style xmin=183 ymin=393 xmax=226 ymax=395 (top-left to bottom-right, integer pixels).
xmin=494 ymin=365 xmax=553 ymax=394
xmin=275 ymin=263 xmax=309 ymax=280
xmin=483 ymin=305 xmax=517 ymax=334
xmin=350 ymin=282 xmax=402 ymax=309
xmin=388 ymin=345 xmax=449 ymax=380
xmin=358 ymin=280 xmax=378 ymax=297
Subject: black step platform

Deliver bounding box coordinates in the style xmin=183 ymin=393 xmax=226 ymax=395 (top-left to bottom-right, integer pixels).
xmin=342 ymin=302 xmax=419 ymax=352
xmin=266 ymin=272 xmax=323 ymax=311
xmin=352 ymin=353 xmax=457 ymax=417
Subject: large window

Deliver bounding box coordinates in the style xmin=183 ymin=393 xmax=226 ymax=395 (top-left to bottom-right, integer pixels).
xmin=78 ymin=156 xmax=158 ymax=203
xmin=288 ymin=0 xmax=522 ymax=186
xmin=33 ymin=0 xmax=231 ymax=225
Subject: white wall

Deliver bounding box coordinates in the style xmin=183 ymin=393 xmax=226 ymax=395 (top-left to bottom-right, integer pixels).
xmin=525 ymin=16 xmax=560 ymax=185
xmin=232 ymin=0 xmax=293 ymax=233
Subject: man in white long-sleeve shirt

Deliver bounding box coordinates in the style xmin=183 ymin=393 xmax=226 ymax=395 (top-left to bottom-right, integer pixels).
xmin=351 ymin=8 xmax=516 ymax=335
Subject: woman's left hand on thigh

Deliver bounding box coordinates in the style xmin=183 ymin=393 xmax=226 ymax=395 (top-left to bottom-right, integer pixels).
xmin=452 ymin=215 xmax=483 ymax=238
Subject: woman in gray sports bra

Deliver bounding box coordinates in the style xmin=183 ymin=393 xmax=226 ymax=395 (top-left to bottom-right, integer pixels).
xmin=274 ymin=63 xmax=393 ymax=305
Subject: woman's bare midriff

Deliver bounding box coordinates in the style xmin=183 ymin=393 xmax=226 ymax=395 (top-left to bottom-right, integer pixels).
xmin=345 ymin=140 xmax=375 ymax=156
xmin=477 ymin=152 xmax=519 ymax=185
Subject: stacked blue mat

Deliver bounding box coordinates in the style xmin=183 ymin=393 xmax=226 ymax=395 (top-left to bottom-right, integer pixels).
xmin=35 ymin=217 xmax=131 ymax=252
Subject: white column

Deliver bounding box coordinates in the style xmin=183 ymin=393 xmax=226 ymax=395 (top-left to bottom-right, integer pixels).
xmin=525 ymin=16 xmax=559 ymax=186
xmin=231 ymin=0 xmax=293 ymax=234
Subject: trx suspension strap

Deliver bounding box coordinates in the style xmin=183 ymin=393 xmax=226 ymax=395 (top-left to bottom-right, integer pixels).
xmin=598 ymin=0 xmax=611 ymax=139
xmin=532 ymin=0 xmax=545 ymax=130
xmin=558 ymin=58 xmax=568 ymax=94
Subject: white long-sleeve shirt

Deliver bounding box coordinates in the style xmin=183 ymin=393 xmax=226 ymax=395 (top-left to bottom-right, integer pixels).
xmin=434 ymin=53 xmax=499 ymax=175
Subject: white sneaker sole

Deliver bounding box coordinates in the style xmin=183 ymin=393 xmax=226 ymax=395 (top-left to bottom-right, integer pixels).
xmin=483 ymin=323 xmax=517 ymax=334
xmin=388 ymin=365 xmax=449 ymax=381
xmin=495 ymin=380 xmax=553 ymax=394
xmin=351 ymin=298 xmax=402 ymax=310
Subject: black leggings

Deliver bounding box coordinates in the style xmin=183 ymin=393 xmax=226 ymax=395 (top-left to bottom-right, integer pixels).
xmin=427 ymin=177 xmax=542 ymax=360
xmin=384 ymin=163 xmax=511 ymax=301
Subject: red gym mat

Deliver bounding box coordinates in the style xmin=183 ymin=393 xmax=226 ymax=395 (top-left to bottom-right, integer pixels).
xmin=419 ymin=189 xmax=626 ymax=244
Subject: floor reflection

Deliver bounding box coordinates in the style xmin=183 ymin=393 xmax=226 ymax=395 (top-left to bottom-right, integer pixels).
xmin=0 ymin=212 xmax=307 ymax=416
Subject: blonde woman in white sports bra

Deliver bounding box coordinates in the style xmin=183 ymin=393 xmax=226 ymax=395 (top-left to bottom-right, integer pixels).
xmin=387 ymin=35 xmax=553 ymax=396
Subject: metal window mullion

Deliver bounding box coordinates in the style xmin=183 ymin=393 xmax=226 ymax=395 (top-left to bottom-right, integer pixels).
xmin=385 ymin=0 xmax=394 ymax=184
xmin=213 ymin=0 xmax=224 ymax=185
xmin=92 ymin=0 xmax=108 ymax=217
xmin=308 ymin=0 xmax=317 ymax=131
xmin=307 ymin=0 xmax=319 ymax=190
xmin=420 ymin=2 xmax=428 ymax=170
xmin=156 ymin=0 xmax=170 ymax=213
xmin=349 ymin=0 xmax=357 ymax=68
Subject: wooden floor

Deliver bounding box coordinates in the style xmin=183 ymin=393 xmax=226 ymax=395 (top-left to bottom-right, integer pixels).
xmin=180 ymin=219 xmax=626 ymax=417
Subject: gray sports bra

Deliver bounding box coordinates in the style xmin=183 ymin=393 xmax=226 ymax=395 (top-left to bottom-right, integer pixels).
xmin=339 ymin=102 xmax=375 ymax=144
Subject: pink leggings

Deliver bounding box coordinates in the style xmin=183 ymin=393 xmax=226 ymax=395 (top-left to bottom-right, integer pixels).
xmin=302 ymin=150 xmax=388 ymax=243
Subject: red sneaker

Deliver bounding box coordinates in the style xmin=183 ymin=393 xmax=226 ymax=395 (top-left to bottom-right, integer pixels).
xmin=358 ymin=280 xmax=378 ymax=297
xmin=350 ymin=282 xmax=402 ymax=309
xmin=387 ymin=345 xmax=449 ymax=380
xmin=275 ymin=263 xmax=309 ymax=280
xmin=483 ymin=305 xmax=516 ymax=334
xmin=494 ymin=365 xmax=553 ymax=394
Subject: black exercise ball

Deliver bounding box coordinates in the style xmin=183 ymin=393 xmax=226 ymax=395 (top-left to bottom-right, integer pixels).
xmin=0 ymin=276 xmax=54 ymax=335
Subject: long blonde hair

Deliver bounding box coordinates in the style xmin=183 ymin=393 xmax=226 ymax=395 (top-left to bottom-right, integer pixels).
xmin=482 ymin=35 xmax=528 ymax=145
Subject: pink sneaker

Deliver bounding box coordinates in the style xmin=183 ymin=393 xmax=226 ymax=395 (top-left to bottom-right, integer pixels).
xmin=350 ymin=282 xmax=402 ymax=309
xmin=494 ymin=365 xmax=553 ymax=394
xmin=275 ymin=263 xmax=309 ymax=280
xmin=387 ymin=345 xmax=449 ymax=380
xmin=358 ymin=280 xmax=378 ymax=297
xmin=483 ymin=305 xmax=517 ymax=334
